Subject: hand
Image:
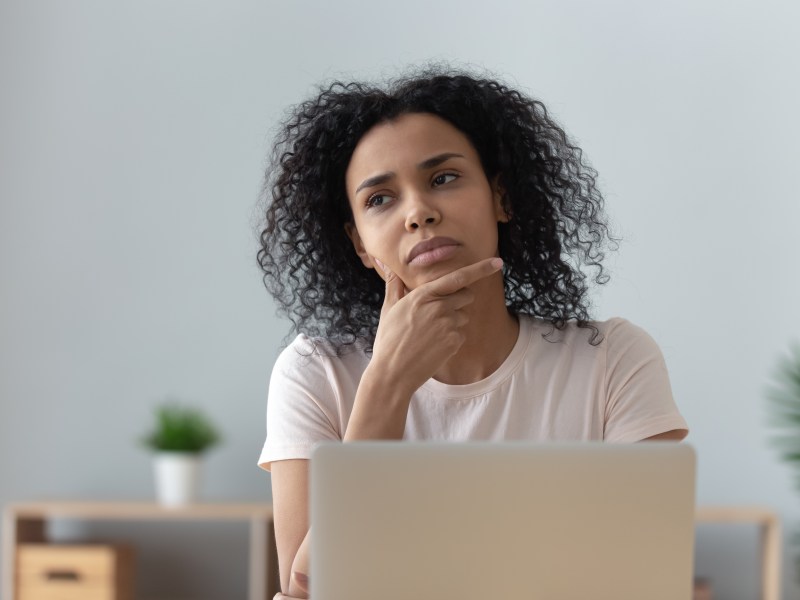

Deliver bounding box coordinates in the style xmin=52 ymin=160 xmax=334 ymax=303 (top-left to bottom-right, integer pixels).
xmin=370 ymin=256 xmax=503 ymax=395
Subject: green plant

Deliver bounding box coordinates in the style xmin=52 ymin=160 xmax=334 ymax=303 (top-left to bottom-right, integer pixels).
xmin=142 ymin=403 xmax=221 ymax=453
xmin=767 ymin=343 xmax=800 ymax=483
xmin=766 ymin=342 xmax=800 ymax=581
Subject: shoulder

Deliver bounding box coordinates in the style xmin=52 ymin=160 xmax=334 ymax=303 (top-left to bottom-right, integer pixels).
xmin=520 ymin=315 xmax=653 ymax=351
xmin=596 ymin=317 xmax=665 ymax=363
xmin=272 ymin=333 xmax=371 ymax=381
xmin=597 ymin=316 xmax=656 ymax=342
xmin=517 ymin=316 xmax=666 ymax=378
xmin=273 ymin=333 xmax=329 ymax=370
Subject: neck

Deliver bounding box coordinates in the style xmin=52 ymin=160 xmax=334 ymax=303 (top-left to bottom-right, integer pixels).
xmin=432 ymin=273 xmax=519 ymax=385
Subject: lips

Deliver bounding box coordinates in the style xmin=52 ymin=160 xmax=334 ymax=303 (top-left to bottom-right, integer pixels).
xmin=407 ymin=237 xmax=460 ymax=265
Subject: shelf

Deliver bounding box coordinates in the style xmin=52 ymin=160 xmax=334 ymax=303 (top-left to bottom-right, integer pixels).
xmin=3 ymin=502 xmax=781 ymax=600
xmin=2 ymin=501 xmax=279 ymax=600
xmin=5 ymin=501 xmax=273 ymax=521
xmin=695 ymin=506 xmax=781 ymax=600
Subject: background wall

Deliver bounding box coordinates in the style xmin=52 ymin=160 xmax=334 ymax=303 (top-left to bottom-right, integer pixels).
xmin=1 ymin=1 xmax=798 ymax=598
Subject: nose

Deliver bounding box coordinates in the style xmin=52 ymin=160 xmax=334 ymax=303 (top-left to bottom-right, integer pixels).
xmin=404 ymin=193 xmax=441 ymax=231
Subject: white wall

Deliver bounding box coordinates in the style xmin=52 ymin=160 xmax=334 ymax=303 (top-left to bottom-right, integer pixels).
xmin=1 ymin=1 xmax=798 ymax=598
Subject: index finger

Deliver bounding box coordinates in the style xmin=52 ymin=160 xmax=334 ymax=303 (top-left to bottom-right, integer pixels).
xmin=425 ymin=257 xmax=504 ymax=297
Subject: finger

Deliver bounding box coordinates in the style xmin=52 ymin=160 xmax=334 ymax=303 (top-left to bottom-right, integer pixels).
xmin=452 ymin=309 xmax=470 ymax=329
xmin=373 ymin=256 xmax=387 ymax=276
xmin=377 ymin=261 xmax=406 ymax=312
xmin=428 ymin=257 xmax=503 ymax=297
xmin=436 ymin=287 xmax=475 ymax=311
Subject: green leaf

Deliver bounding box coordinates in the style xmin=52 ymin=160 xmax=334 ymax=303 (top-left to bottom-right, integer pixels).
xmin=766 ymin=343 xmax=800 ymax=486
xmin=141 ymin=402 xmax=221 ymax=453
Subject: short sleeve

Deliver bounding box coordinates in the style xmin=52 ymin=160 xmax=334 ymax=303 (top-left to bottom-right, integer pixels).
xmin=257 ymin=335 xmax=342 ymax=471
xmin=602 ymin=319 xmax=689 ymax=443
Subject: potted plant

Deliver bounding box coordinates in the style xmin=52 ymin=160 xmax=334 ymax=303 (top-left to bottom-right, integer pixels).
xmin=141 ymin=403 xmax=221 ymax=506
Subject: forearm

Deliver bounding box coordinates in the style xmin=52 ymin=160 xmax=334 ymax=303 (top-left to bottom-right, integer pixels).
xmin=287 ymin=529 xmax=310 ymax=598
xmin=344 ymin=363 xmax=415 ymax=441
xmin=282 ymin=372 xmax=411 ymax=597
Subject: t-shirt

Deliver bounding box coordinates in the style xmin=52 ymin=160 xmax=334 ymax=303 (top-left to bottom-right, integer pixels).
xmin=258 ymin=315 xmax=688 ymax=470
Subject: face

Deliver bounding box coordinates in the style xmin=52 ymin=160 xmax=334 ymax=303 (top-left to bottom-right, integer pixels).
xmin=344 ymin=113 xmax=507 ymax=290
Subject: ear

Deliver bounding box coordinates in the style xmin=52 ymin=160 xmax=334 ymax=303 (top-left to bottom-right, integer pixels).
xmin=491 ymin=175 xmax=511 ymax=223
xmin=344 ymin=222 xmax=375 ymax=269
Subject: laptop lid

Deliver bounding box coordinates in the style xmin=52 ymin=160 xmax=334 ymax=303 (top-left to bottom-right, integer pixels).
xmin=311 ymin=442 xmax=696 ymax=600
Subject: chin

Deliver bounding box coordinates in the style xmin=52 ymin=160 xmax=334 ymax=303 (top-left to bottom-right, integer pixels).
xmin=403 ymin=263 xmax=460 ymax=288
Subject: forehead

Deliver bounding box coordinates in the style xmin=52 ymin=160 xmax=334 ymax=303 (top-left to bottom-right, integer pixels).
xmin=345 ymin=113 xmax=478 ymax=189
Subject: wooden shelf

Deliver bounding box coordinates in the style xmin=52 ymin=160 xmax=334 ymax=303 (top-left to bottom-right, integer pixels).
xmin=695 ymin=506 xmax=781 ymax=600
xmin=2 ymin=502 xmax=781 ymax=600
xmin=5 ymin=501 xmax=273 ymax=521
xmin=2 ymin=501 xmax=279 ymax=600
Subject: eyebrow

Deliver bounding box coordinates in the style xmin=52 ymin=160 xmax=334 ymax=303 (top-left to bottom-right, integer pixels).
xmin=418 ymin=152 xmax=464 ymax=170
xmin=354 ymin=152 xmax=465 ymax=194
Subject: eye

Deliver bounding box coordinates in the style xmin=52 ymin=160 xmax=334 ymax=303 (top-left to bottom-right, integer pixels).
xmin=432 ymin=173 xmax=458 ymax=187
xmin=366 ymin=193 xmax=393 ymax=209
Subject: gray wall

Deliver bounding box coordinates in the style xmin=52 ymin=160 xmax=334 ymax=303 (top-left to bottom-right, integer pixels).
xmin=1 ymin=1 xmax=798 ymax=598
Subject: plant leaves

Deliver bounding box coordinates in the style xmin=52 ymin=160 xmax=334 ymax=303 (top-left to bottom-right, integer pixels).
xmin=141 ymin=402 xmax=221 ymax=453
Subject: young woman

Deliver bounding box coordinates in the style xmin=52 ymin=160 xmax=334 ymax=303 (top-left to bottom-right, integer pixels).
xmin=256 ymin=67 xmax=688 ymax=599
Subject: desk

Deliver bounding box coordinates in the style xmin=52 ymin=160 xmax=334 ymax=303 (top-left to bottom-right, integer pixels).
xmin=1 ymin=501 xmax=279 ymax=600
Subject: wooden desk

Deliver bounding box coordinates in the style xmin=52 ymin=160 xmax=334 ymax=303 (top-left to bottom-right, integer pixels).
xmin=1 ymin=501 xmax=279 ymax=600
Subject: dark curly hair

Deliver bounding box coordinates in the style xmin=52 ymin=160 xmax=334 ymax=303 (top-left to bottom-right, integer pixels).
xmin=258 ymin=66 xmax=617 ymax=351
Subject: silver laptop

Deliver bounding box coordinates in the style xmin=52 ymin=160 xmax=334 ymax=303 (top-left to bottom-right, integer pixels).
xmin=311 ymin=442 xmax=696 ymax=600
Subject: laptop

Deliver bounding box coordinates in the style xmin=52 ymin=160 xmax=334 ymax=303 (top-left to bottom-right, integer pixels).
xmin=310 ymin=442 xmax=696 ymax=600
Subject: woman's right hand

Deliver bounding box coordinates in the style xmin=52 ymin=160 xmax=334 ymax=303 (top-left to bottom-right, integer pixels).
xmin=369 ymin=256 xmax=503 ymax=396
xmin=343 ymin=256 xmax=503 ymax=442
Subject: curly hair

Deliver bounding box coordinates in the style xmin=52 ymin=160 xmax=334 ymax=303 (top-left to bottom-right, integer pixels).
xmin=258 ymin=66 xmax=617 ymax=351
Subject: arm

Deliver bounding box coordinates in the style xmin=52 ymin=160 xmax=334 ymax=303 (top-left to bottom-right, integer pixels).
xmin=642 ymin=429 xmax=686 ymax=441
xmin=271 ymin=459 xmax=310 ymax=598
xmin=271 ymin=371 xmax=418 ymax=599
xmin=270 ymin=258 xmax=504 ymax=598
xmin=603 ymin=319 xmax=689 ymax=442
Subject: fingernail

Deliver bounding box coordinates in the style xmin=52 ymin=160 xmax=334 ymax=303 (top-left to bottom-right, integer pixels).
xmin=491 ymin=258 xmax=504 ymax=269
xmin=374 ymin=257 xmax=388 ymax=273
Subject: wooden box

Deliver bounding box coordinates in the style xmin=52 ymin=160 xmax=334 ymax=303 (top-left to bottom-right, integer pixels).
xmin=16 ymin=544 xmax=134 ymax=600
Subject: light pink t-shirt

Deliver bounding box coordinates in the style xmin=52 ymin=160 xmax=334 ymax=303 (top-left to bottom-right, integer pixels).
xmin=258 ymin=316 xmax=688 ymax=470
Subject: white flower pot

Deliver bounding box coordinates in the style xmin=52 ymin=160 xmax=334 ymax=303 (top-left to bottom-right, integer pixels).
xmin=153 ymin=452 xmax=202 ymax=506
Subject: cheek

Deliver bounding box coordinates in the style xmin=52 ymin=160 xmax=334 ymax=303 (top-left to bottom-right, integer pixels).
xmin=352 ymin=235 xmax=386 ymax=271
xmin=357 ymin=225 xmax=392 ymax=257
xmin=357 ymin=235 xmax=379 ymax=259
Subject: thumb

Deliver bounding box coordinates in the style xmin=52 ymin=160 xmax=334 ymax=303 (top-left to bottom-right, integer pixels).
xmin=374 ymin=258 xmax=405 ymax=311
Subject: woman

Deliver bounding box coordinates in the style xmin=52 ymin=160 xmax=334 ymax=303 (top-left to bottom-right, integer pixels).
xmin=256 ymin=67 xmax=688 ymax=599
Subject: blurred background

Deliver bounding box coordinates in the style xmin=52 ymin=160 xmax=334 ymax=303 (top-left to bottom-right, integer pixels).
xmin=1 ymin=0 xmax=798 ymax=598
